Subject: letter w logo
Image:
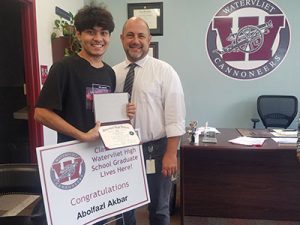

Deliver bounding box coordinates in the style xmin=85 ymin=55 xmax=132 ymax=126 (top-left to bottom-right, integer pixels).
xmin=213 ymin=16 xmax=284 ymax=61
xmin=52 ymin=158 xmax=82 ymax=183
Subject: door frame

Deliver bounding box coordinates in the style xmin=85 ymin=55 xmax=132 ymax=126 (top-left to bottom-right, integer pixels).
xmin=20 ymin=0 xmax=43 ymax=162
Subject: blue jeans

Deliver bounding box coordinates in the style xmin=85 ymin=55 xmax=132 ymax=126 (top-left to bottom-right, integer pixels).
xmin=143 ymin=137 xmax=172 ymax=225
xmin=147 ymin=173 xmax=172 ymax=225
xmin=95 ymin=174 xmax=172 ymax=225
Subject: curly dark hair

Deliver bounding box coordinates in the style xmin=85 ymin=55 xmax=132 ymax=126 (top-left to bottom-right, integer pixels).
xmin=74 ymin=4 xmax=115 ymax=33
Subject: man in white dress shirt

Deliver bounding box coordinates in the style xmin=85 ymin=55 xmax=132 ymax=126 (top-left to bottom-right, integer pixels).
xmin=113 ymin=17 xmax=186 ymax=225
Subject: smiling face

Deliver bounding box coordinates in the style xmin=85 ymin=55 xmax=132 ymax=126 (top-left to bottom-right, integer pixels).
xmin=121 ymin=17 xmax=152 ymax=62
xmin=77 ymin=26 xmax=110 ymax=61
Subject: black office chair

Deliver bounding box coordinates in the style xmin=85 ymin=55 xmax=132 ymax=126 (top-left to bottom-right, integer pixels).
xmin=0 ymin=164 xmax=46 ymax=225
xmin=251 ymin=95 xmax=298 ymax=129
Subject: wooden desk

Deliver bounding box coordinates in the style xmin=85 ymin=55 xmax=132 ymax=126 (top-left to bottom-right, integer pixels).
xmin=180 ymin=128 xmax=300 ymax=224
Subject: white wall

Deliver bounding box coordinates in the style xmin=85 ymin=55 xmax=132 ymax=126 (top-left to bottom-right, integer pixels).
xmin=90 ymin=0 xmax=300 ymax=129
xmin=37 ymin=0 xmax=300 ymax=144
xmin=35 ymin=0 xmax=84 ymax=145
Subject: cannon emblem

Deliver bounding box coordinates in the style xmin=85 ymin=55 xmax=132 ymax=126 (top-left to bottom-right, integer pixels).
xmin=214 ymin=20 xmax=273 ymax=55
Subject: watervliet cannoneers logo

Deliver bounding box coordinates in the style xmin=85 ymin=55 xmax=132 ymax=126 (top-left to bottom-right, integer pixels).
xmin=50 ymin=152 xmax=85 ymax=190
xmin=206 ymin=0 xmax=290 ymax=80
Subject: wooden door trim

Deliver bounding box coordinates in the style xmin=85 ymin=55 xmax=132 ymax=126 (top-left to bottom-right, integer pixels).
xmin=20 ymin=0 xmax=43 ymax=162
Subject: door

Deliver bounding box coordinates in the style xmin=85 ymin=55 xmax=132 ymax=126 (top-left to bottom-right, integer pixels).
xmin=0 ymin=0 xmax=42 ymax=163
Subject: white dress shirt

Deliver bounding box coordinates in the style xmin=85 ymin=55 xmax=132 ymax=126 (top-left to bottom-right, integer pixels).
xmin=113 ymin=55 xmax=186 ymax=143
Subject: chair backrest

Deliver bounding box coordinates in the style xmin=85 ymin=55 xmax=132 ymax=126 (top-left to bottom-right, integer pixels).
xmin=0 ymin=164 xmax=46 ymax=225
xmin=257 ymin=95 xmax=298 ymax=129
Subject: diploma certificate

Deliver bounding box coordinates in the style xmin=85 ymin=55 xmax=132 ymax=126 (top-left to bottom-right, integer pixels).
xmin=93 ymin=92 xmax=140 ymax=149
xmin=127 ymin=2 xmax=163 ymax=35
xmin=133 ymin=8 xmax=159 ymax=29
xmin=99 ymin=123 xmax=140 ymax=149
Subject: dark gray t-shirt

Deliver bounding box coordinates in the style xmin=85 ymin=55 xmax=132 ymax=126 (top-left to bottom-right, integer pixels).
xmin=36 ymin=54 xmax=116 ymax=143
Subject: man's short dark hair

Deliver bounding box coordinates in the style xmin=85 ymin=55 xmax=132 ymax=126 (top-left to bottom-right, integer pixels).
xmin=74 ymin=5 xmax=115 ymax=33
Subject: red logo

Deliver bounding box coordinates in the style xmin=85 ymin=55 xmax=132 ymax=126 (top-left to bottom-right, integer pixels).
xmin=206 ymin=0 xmax=290 ymax=80
xmin=50 ymin=152 xmax=85 ymax=190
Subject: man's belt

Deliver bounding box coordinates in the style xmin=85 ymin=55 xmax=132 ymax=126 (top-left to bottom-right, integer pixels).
xmin=142 ymin=137 xmax=167 ymax=149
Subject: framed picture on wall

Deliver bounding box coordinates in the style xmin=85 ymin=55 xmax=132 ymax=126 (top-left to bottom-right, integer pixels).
xmin=127 ymin=2 xmax=163 ymax=36
xmin=148 ymin=42 xmax=159 ymax=58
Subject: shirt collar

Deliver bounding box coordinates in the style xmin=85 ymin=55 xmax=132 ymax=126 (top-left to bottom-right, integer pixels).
xmin=125 ymin=54 xmax=149 ymax=68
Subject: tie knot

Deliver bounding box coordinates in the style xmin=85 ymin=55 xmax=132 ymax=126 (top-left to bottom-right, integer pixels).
xmin=129 ymin=63 xmax=137 ymax=70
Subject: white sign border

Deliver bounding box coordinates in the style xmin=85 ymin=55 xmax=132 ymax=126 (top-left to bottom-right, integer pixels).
xmin=36 ymin=140 xmax=149 ymax=225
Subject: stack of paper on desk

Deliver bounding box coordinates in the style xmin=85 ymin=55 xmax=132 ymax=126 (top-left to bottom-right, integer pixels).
xmin=272 ymin=137 xmax=297 ymax=143
xmin=271 ymin=129 xmax=298 ymax=137
xmin=272 ymin=137 xmax=297 ymax=147
xmin=229 ymin=136 xmax=266 ymax=146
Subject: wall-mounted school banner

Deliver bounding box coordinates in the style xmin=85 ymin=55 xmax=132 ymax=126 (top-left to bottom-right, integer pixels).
xmin=206 ymin=0 xmax=290 ymax=80
xmin=36 ymin=141 xmax=149 ymax=225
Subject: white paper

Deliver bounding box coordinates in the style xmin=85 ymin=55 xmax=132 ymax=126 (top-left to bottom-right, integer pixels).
xmin=271 ymin=129 xmax=297 ymax=137
xmin=196 ymin=127 xmax=221 ymax=134
xmin=93 ymin=93 xmax=129 ymax=123
xmin=229 ymin=136 xmax=266 ymax=146
xmin=272 ymin=137 xmax=297 ymax=144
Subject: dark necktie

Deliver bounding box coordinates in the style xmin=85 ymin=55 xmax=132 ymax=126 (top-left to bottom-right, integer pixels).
xmin=123 ymin=63 xmax=137 ymax=100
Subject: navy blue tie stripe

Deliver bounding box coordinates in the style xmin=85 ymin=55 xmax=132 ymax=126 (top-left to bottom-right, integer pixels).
xmin=123 ymin=63 xmax=137 ymax=100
